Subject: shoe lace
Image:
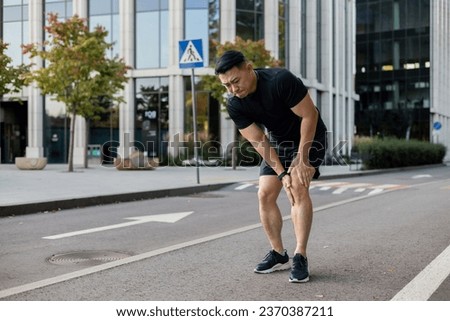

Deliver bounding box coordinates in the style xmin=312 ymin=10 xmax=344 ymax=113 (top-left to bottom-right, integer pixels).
xmin=293 ymin=255 xmax=306 ymax=268
xmin=263 ymin=250 xmax=276 ymax=263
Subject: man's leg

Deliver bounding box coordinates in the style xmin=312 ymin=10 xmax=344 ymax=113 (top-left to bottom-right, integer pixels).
xmin=258 ymin=175 xmax=284 ymax=253
xmin=288 ymin=170 xmax=315 ymax=283
xmin=290 ymin=184 xmax=313 ymax=257
xmin=254 ymin=175 xmax=290 ymax=274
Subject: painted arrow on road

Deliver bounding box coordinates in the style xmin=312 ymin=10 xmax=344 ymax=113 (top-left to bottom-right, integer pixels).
xmin=42 ymin=211 xmax=193 ymax=240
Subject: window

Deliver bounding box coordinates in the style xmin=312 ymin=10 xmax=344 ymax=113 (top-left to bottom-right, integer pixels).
xmin=185 ymin=0 xmax=207 ymax=66
xmin=135 ymin=0 xmax=168 ymax=69
xmin=44 ymin=0 xmax=72 ymax=18
xmin=89 ymin=0 xmax=119 ymax=59
xmin=135 ymin=77 xmax=169 ymax=158
xmin=236 ymin=0 xmax=264 ymax=41
xmin=2 ymin=0 xmax=29 ymax=65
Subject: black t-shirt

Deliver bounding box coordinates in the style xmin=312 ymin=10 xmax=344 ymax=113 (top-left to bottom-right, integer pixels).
xmin=226 ymin=68 xmax=325 ymax=146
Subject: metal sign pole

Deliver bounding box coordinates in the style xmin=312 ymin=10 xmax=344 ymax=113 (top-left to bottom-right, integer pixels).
xmin=178 ymin=39 xmax=203 ymax=184
xmin=191 ymin=68 xmax=200 ymax=184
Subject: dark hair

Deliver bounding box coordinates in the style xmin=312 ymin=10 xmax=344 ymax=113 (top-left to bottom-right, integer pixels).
xmin=214 ymin=50 xmax=247 ymax=75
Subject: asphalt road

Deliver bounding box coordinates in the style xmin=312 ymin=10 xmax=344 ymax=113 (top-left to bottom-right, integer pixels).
xmin=0 ymin=166 xmax=449 ymax=301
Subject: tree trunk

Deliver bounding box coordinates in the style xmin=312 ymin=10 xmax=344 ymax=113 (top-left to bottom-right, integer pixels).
xmin=67 ymin=109 xmax=77 ymax=172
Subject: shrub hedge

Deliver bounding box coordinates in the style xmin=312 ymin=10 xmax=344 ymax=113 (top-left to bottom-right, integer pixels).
xmin=354 ymin=137 xmax=446 ymax=169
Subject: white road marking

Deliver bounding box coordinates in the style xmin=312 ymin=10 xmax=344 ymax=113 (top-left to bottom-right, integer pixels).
xmin=312 ymin=182 xmax=404 ymax=196
xmin=42 ymin=212 xmax=193 ymax=240
xmin=372 ymin=184 xmax=401 ymax=189
xmin=329 ymin=183 xmax=370 ymax=194
xmin=412 ymin=174 xmax=432 ymax=179
xmin=332 ymin=187 xmax=348 ymax=194
xmin=391 ymin=243 xmax=450 ymax=301
xmin=368 ymin=188 xmax=384 ymax=195
xmin=234 ymin=183 xmax=254 ymax=190
xmin=313 ymin=182 xmax=349 ymax=187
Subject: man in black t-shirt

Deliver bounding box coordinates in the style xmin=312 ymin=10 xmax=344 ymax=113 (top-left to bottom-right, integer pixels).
xmin=215 ymin=50 xmax=327 ymax=283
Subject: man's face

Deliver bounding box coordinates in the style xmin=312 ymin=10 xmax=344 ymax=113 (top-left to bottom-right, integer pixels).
xmin=218 ymin=63 xmax=256 ymax=99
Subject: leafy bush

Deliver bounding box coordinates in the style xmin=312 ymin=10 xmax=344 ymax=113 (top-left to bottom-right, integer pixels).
xmin=354 ymin=137 xmax=446 ymax=169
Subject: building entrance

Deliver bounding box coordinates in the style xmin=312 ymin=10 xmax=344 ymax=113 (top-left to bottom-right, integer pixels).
xmin=0 ymin=101 xmax=27 ymax=164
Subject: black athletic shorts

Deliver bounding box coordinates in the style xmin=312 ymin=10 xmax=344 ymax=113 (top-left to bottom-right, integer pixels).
xmin=259 ymin=131 xmax=327 ymax=179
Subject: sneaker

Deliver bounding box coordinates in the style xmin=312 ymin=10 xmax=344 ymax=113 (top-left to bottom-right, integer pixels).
xmin=289 ymin=253 xmax=309 ymax=283
xmin=254 ymin=250 xmax=290 ymax=274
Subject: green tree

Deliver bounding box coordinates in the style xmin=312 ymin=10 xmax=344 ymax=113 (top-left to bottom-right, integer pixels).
xmin=23 ymin=13 xmax=129 ymax=172
xmin=0 ymin=40 xmax=29 ymax=98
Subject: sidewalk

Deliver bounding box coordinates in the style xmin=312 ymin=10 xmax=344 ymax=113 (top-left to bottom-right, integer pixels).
xmin=0 ymin=163 xmax=387 ymax=216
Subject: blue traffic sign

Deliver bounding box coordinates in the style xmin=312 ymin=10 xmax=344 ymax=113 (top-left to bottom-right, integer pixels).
xmin=433 ymin=121 xmax=442 ymax=131
xmin=179 ymin=39 xmax=204 ymax=69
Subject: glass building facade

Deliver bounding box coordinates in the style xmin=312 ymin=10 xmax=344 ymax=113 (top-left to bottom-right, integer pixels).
xmin=355 ymin=0 xmax=431 ymax=140
xmin=1 ymin=0 xmax=359 ymax=165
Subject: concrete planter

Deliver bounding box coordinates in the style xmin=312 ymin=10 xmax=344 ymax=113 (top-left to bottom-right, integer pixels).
xmin=15 ymin=157 xmax=48 ymax=170
xmin=114 ymin=151 xmax=157 ymax=170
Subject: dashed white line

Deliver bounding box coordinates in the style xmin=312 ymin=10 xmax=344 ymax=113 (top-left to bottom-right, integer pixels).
xmin=332 ymin=187 xmax=348 ymax=194
xmin=368 ymin=188 xmax=384 ymax=195
xmin=234 ymin=183 xmax=254 ymax=191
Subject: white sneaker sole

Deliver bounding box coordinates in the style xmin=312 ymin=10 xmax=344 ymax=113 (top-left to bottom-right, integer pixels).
xmin=254 ymin=262 xmax=291 ymax=274
xmin=289 ymin=275 xmax=310 ymax=283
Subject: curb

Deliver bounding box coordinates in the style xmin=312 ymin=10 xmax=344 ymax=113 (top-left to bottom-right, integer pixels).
xmin=0 ymin=183 xmax=233 ymax=217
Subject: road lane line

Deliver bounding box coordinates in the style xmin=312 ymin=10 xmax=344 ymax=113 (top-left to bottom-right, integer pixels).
xmin=391 ymin=244 xmax=450 ymax=301
xmin=234 ymin=183 xmax=254 ymax=190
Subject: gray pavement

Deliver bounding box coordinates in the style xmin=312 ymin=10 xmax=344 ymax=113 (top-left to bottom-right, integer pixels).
xmin=0 ymin=162 xmax=443 ymax=216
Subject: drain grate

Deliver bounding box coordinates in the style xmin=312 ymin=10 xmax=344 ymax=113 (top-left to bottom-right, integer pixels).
xmin=47 ymin=250 xmax=131 ymax=266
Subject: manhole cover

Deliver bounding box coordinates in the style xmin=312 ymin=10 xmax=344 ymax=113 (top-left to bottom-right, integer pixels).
xmin=47 ymin=250 xmax=131 ymax=266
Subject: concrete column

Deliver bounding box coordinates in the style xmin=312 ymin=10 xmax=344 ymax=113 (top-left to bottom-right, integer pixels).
xmin=305 ymin=1 xmax=317 ymax=80
xmin=73 ymin=0 xmax=87 ymax=17
xmin=168 ymin=76 xmax=185 ymax=159
xmin=321 ymin=0 xmax=332 ymax=87
xmin=219 ymin=0 xmax=236 ymax=157
xmin=167 ymin=0 xmax=185 ymax=158
xmin=264 ymin=0 xmax=278 ymax=59
xmin=288 ymin=0 xmax=300 ymax=74
xmin=118 ymin=0 xmax=135 ymax=159
xmin=346 ymin=0 xmax=357 ymax=155
xmin=220 ymin=0 xmax=235 ymax=42
xmin=25 ymin=0 xmax=44 ymax=159
xmin=72 ymin=1 xmax=89 ymax=165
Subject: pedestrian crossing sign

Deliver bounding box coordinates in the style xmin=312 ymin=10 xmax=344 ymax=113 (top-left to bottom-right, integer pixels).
xmin=179 ymin=39 xmax=204 ymax=69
